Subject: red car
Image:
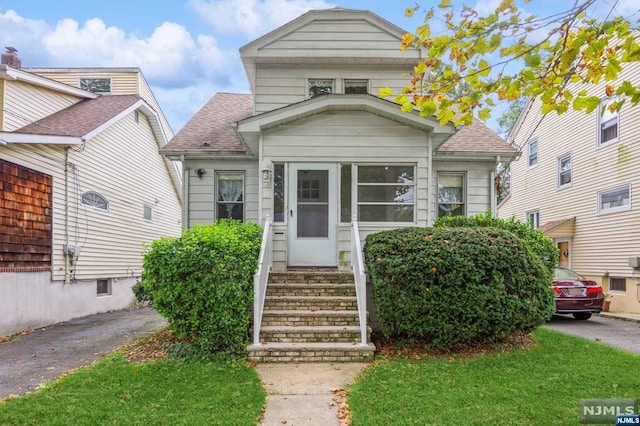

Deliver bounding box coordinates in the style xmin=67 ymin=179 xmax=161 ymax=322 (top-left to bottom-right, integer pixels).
xmin=553 ymin=267 xmax=604 ymax=320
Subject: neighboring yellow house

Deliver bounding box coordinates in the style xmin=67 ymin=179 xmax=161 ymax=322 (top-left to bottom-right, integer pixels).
xmin=499 ymin=61 xmax=640 ymax=315
xmin=0 ymin=50 xmax=182 ymax=336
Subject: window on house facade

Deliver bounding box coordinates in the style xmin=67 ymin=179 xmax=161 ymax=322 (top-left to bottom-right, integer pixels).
xmin=437 ymin=173 xmax=465 ymax=217
xmin=344 ymin=80 xmax=368 ymax=94
xmin=143 ymin=204 xmax=153 ymax=221
xmin=527 ymin=138 xmax=538 ymax=168
xmin=80 ymin=78 xmax=111 ymax=93
xmin=526 ymin=210 xmax=540 ymax=229
xmin=340 ymin=164 xmax=352 ymax=223
xmin=81 ymin=191 xmax=109 ymax=211
xmin=597 ymin=184 xmax=630 ymax=214
xmin=557 ymin=153 xmax=572 ymax=188
xmin=216 ymin=172 xmax=244 ymax=220
xmin=273 ymin=163 xmax=285 ymax=222
xmin=598 ymin=99 xmax=619 ymax=146
xmin=357 ymin=165 xmax=415 ymax=222
xmin=308 ymin=79 xmax=333 ymax=98
xmin=96 ymin=279 xmax=112 ymax=296
xmin=610 ymin=277 xmax=626 ymax=292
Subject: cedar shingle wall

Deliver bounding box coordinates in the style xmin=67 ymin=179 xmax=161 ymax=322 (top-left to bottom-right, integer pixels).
xmin=0 ymin=158 xmax=52 ymax=271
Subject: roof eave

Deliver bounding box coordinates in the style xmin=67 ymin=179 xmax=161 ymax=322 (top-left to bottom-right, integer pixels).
xmin=0 ymin=132 xmax=83 ymax=145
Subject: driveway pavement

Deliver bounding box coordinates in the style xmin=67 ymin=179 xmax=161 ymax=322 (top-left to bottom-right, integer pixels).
xmin=545 ymin=314 xmax=640 ymax=354
xmin=0 ymin=307 xmax=167 ymax=400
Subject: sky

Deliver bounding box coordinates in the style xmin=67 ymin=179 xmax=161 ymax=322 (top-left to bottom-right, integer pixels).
xmin=1 ymin=0 xmax=638 ymax=135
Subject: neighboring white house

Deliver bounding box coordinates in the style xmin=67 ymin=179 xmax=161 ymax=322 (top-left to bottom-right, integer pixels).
xmin=498 ymin=60 xmax=640 ymax=315
xmin=161 ymin=8 xmax=515 ymax=270
xmin=0 ymin=51 xmax=182 ymax=336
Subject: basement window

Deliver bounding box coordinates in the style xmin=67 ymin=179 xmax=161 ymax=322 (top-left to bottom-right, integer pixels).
xmin=97 ymin=279 xmax=111 ymax=296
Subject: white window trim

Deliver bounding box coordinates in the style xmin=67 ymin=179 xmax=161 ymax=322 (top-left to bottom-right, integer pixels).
xmin=81 ymin=190 xmax=109 ymax=212
xmin=355 ymin=163 xmax=416 ymax=224
xmin=527 ymin=138 xmax=538 ymax=169
xmin=557 ymin=152 xmax=572 ymax=189
xmin=526 ymin=209 xmax=540 ymax=229
xmin=437 ymin=171 xmax=466 ymax=218
xmin=597 ymin=183 xmax=631 ymax=215
xmin=216 ymin=171 xmax=245 ymax=220
xmin=597 ymin=98 xmax=619 ymax=148
xmin=143 ymin=204 xmax=153 ymax=221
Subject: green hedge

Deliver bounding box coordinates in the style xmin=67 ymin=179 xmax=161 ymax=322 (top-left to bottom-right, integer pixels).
xmin=434 ymin=212 xmax=558 ymax=276
xmin=134 ymin=220 xmax=263 ymax=359
xmin=364 ymin=226 xmax=555 ymax=349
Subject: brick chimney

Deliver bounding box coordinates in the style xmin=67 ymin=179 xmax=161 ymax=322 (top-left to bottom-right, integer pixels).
xmin=2 ymin=47 xmax=21 ymax=68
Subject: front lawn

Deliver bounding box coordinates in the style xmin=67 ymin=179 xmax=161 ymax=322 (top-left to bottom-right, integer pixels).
xmin=348 ymin=327 xmax=640 ymax=425
xmin=0 ymin=354 xmax=265 ymax=426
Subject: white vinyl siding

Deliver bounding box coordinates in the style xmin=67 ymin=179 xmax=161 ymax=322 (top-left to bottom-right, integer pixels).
xmin=29 ymin=70 xmax=139 ymax=95
xmin=1 ymin=110 xmax=182 ymax=281
xmin=498 ymin=61 xmax=640 ymax=277
xmin=3 ymin=81 xmax=80 ymax=131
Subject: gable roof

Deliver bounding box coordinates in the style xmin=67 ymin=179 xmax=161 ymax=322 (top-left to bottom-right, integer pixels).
xmin=161 ymin=93 xmax=254 ymax=155
xmin=0 ymin=64 xmax=97 ymax=99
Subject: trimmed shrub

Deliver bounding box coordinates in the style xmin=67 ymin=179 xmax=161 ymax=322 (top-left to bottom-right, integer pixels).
xmin=364 ymin=226 xmax=555 ymax=349
xmin=434 ymin=211 xmax=558 ymax=276
xmin=135 ymin=220 xmax=262 ymax=359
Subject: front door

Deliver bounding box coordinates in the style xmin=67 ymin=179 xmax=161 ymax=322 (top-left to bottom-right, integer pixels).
xmin=288 ymin=163 xmax=337 ymax=266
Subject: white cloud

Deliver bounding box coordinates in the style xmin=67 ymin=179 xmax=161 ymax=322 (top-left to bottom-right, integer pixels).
xmin=187 ymin=0 xmax=335 ymax=38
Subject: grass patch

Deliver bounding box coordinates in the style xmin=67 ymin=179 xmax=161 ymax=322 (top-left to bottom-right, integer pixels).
xmin=348 ymin=327 xmax=640 ymax=425
xmin=0 ymin=353 xmax=265 ymax=426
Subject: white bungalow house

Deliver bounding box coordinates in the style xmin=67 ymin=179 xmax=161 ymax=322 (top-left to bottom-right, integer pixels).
xmin=161 ymin=8 xmax=514 ymax=361
xmin=161 ymin=8 xmax=515 ymax=270
xmin=0 ymin=51 xmax=182 ymax=336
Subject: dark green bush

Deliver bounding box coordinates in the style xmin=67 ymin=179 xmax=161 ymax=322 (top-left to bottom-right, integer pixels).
xmin=364 ymin=226 xmax=555 ymax=349
xmin=434 ymin=211 xmax=558 ymax=276
xmin=136 ymin=220 xmax=262 ymax=359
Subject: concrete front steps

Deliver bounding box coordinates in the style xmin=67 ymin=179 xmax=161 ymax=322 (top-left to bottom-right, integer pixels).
xmin=247 ymin=271 xmax=375 ymax=362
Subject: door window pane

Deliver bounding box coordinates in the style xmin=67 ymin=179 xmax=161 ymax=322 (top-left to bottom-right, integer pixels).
xmin=297 ymin=170 xmax=328 ymax=237
xmin=273 ymin=163 xmax=285 ymax=222
xmin=340 ymin=164 xmax=352 ymax=223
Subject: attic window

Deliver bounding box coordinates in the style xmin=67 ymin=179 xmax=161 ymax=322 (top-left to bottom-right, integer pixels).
xmin=308 ymin=79 xmax=333 ymax=98
xmin=344 ymin=80 xmax=368 ymax=94
xmin=80 ymin=78 xmax=111 ymax=93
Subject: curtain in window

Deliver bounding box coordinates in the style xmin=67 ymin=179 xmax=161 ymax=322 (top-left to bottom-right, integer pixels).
xmin=218 ymin=173 xmax=243 ymax=219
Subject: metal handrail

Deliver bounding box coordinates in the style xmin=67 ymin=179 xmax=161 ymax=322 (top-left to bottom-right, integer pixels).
xmin=253 ymin=219 xmax=272 ymax=345
xmin=351 ymin=218 xmax=368 ymax=346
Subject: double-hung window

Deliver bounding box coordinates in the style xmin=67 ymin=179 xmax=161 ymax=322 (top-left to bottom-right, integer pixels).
xmin=557 ymin=153 xmax=572 ymax=188
xmin=356 ymin=165 xmax=415 ymax=222
xmin=527 ymin=138 xmax=538 ymax=168
xmin=437 ymin=173 xmax=465 ymax=217
xmin=216 ymin=172 xmax=244 ymax=220
xmin=597 ymin=184 xmax=630 ymax=215
xmin=526 ymin=210 xmax=540 ymax=229
xmin=598 ymin=99 xmax=619 ymax=146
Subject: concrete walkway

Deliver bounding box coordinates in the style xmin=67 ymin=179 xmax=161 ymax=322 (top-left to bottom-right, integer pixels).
xmin=255 ymin=363 xmax=368 ymax=426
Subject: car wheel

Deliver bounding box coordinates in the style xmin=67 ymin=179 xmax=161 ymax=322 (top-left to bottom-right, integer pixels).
xmin=572 ymin=313 xmax=592 ymax=320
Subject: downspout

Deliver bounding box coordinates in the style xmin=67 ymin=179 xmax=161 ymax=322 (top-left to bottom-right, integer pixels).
xmin=491 ymin=155 xmax=500 ymax=217
xmin=426 ymin=133 xmax=433 ymax=226
xmin=64 ymin=147 xmax=70 ymax=284
xmin=258 ymin=134 xmax=263 ymax=223
xmin=181 ymin=155 xmax=188 ymax=228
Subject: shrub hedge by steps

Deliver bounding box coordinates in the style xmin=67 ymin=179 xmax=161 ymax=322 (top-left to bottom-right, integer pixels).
xmin=134 ymin=220 xmax=263 ymax=359
xmin=364 ymin=226 xmax=555 ymax=349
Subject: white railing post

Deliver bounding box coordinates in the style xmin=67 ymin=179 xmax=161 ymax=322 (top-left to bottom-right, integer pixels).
xmin=253 ymin=217 xmax=272 ymax=345
xmin=351 ymin=216 xmax=368 ymax=346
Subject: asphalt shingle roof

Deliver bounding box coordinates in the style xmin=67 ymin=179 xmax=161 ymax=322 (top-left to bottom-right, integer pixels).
xmin=15 ymin=95 xmax=142 ymax=137
xmin=162 ymin=93 xmax=253 ymax=152
xmin=162 ymin=92 xmax=514 ymax=154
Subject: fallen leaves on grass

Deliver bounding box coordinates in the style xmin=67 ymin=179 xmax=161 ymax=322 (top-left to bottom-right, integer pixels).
xmin=123 ymin=328 xmax=176 ymax=363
